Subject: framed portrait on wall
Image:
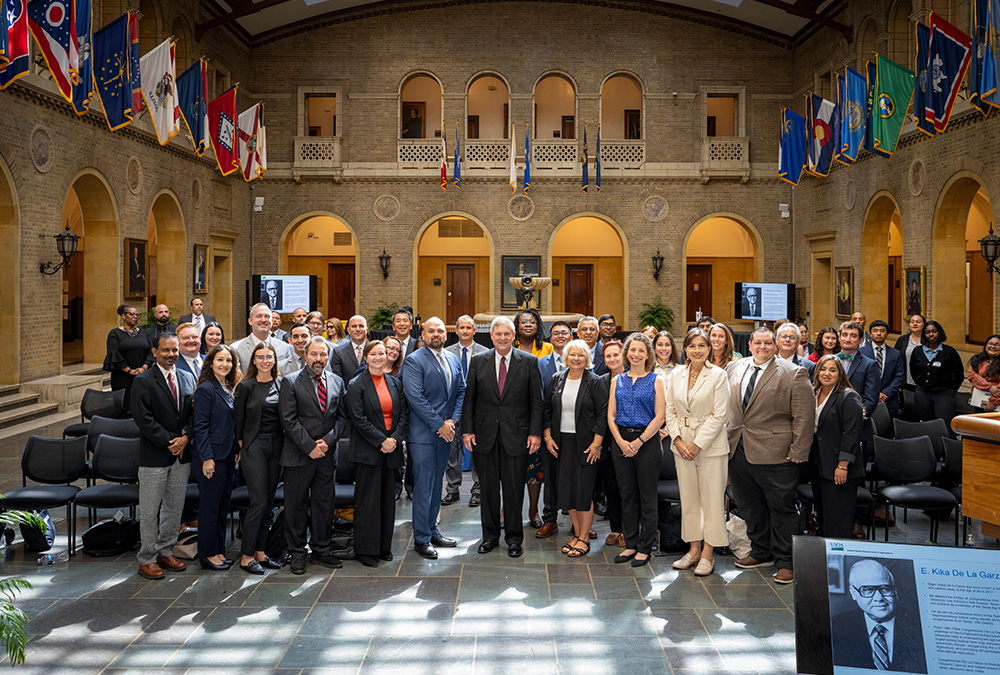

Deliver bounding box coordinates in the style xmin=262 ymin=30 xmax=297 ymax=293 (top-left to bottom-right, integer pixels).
xmin=193 ymin=244 xmax=209 ymax=294
xmin=835 ymin=266 xmax=853 ymax=318
xmin=502 ymin=256 xmax=541 ymax=310
xmin=124 ymin=238 xmax=147 ymax=298
xmin=904 ymin=266 xmax=925 ymax=319
xmin=401 ymin=101 xmax=426 ymax=138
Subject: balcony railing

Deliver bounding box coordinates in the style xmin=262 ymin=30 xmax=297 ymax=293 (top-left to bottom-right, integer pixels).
xmin=293 ymin=136 xmax=342 ymax=181
xmin=599 ymin=140 xmax=645 ymax=169
xmin=397 ymin=139 xmax=442 ymax=167
xmin=700 ymin=136 xmax=750 ymax=183
xmin=464 ymin=140 xmax=509 ymax=169
xmin=531 ymin=139 xmax=579 ymax=170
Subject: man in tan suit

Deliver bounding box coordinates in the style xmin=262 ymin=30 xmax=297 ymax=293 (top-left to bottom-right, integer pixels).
xmin=726 ymin=327 xmax=813 ymax=585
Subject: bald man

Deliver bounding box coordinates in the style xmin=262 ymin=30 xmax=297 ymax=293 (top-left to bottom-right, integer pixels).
xmin=146 ymin=304 xmax=177 ymax=341
xmin=328 ymin=314 xmax=368 ymax=382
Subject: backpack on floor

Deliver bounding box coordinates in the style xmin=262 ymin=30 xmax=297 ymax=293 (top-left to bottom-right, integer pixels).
xmin=172 ymin=529 xmax=199 ymax=560
xmin=19 ymin=509 xmax=55 ymax=553
xmin=330 ymin=521 xmax=355 ymax=560
xmin=265 ymin=507 xmax=289 ymax=561
xmin=81 ymin=518 xmax=140 ymax=557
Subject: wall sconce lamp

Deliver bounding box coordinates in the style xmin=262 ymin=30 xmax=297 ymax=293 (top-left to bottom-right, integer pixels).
xmin=980 ymin=222 xmax=1000 ymax=278
xmin=652 ymin=249 xmax=664 ymax=280
xmin=378 ymin=248 xmax=392 ymax=279
xmin=39 ymin=221 xmax=80 ymax=275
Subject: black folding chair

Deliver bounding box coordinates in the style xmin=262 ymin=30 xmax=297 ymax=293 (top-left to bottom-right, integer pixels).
xmin=873 ymin=435 xmax=956 ymax=544
xmin=73 ymin=435 xmax=141 ymax=528
xmin=63 ymin=389 xmax=125 ymax=439
xmin=942 ymin=436 xmax=967 ymax=546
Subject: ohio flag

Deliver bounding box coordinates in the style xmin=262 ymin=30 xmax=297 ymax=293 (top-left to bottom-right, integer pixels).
xmin=28 ymin=0 xmax=75 ymax=102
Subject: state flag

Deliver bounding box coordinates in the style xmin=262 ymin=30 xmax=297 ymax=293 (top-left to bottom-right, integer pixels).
xmin=778 ymin=107 xmax=807 ymax=186
xmin=70 ymin=0 xmax=92 ymax=114
xmin=440 ymin=136 xmax=447 ymax=191
xmin=140 ymin=38 xmax=178 ymax=144
xmin=453 ymin=122 xmax=461 ymax=188
xmin=838 ymin=67 xmax=866 ymax=164
xmin=914 ymin=22 xmax=938 ymax=136
xmin=92 ymin=12 xmax=134 ymax=130
xmin=925 ymin=12 xmax=972 ymax=132
xmin=177 ymin=58 xmax=209 ymax=155
xmin=0 ymin=0 xmax=29 ymax=90
xmin=523 ymin=123 xmax=531 ymax=193
xmin=238 ymin=103 xmax=266 ymax=182
xmin=870 ymin=55 xmax=914 ymax=157
xmin=509 ymin=122 xmax=517 ymax=193
xmin=1 ymin=0 xmax=10 ymax=64
xmin=806 ymin=93 xmax=840 ymax=177
xmin=969 ymin=0 xmax=991 ymax=116
xmin=27 ymin=0 xmax=74 ymax=102
xmin=864 ymin=60 xmax=892 ymax=158
xmin=581 ymin=124 xmax=588 ymax=193
xmin=208 ymin=86 xmax=239 ymax=176
xmin=127 ymin=11 xmax=141 ymax=115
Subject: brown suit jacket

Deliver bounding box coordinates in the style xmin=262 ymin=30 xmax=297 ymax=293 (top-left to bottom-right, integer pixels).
xmin=725 ymin=356 xmax=813 ymax=464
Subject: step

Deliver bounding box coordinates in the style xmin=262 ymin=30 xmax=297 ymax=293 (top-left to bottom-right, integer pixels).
xmin=0 ymin=392 xmax=41 ymax=414
xmin=0 ymin=402 xmax=62 ymax=430
xmin=0 ymin=384 xmax=19 ymax=398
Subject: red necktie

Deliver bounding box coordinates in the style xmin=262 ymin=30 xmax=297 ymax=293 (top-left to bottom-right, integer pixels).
xmin=498 ymin=355 xmax=507 ymax=396
xmin=167 ymin=371 xmax=178 ymax=409
xmin=317 ymin=374 xmax=327 ymax=412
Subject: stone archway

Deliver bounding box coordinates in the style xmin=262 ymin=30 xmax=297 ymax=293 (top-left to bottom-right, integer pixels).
xmin=860 ymin=191 xmax=903 ymax=331
xmin=414 ymin=212 xmax=495 ymax=323
xmin=147 ymin=190 xmax=186 ymax=313
xmin=0 ymin=155 xmax=19 ymax=383
xmin=547 ymin=214 xmax=627 ymax=324
xmin=278 ymin=212 xmax=359 ymax=321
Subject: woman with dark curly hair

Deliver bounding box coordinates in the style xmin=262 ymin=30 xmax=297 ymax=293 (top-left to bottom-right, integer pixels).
xmin=513 ymin=308 xmax=553 ymax=359
xmin=968 ymin=334 xmax=1000 ymax=412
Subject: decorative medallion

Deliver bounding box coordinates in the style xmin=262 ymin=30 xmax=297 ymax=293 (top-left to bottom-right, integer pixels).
xmin=642 ymin=195 xmax=669 ymax=222
xmin=192 ymin=179 xmax=202 ymax=209
xmin=126 ymin=157 xmax=142 ymax=195
xmin=844 ymin=180 xmax=857 ymax=211
xmin=508 ymin=193 xmax=534 ymax=222
xmin=30 ymin=126 xmax=53 ymax=173
xmin=908 ymin=159 xmax=925 ymax=197
xmin=373 ymin=195 xmax=400 ymax=222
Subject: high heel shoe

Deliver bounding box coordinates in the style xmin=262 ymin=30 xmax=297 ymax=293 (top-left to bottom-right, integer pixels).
xmin=200 ymin=558 xmax=230 ymax=571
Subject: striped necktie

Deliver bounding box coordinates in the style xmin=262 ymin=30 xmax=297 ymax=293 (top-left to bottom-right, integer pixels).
xmin=742 ymin=366 xmax=760 ymax=412
xmin=316 ymin=374 xmax=327 ymax=413
xmin=875 ymin=346 xmax=884 ymax=377
xmin=872 ymin=624 xmax=889 ymax=670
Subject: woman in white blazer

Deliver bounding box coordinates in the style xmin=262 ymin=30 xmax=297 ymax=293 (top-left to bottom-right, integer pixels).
xmin=664 ymin=328 xmax=731 ymax=576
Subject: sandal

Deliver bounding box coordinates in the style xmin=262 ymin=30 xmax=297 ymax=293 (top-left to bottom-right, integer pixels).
xmin=561 ymin=537 xmax=580 ymax=554
xmin=605 ymin=532 xmax=624 ymax=547
xmin=567 ymin=541 xmax=590 ymax=557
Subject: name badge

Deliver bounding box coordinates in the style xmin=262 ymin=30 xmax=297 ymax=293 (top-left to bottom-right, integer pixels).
xmin=931 ymin=362 xmax=942 ymax=368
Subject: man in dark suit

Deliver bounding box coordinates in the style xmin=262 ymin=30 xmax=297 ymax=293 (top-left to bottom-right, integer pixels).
xmin=442 ymin=315 xmax=488 ymax=506
xmin=726 ymin=327 xmax=813 ymax=584
xmin=263 ymin=279 xmax=282 ymax=311
xmin=832 ymin=559 xmax=927 ymax=673
xmin=742 ymin=286 xmax=762 ymax=318
xmin=328 ymin=314 xmax=368 ymax=382
xmin=403 ymin=317 xmax=465 ymax=559
xmin=576 ymin=316 xmax=605 ymax=374
xmin=146 ymin=304 xmax=178 ymax=342
xmin=286 ymin=322 xmax=310 ymax=373
xmin=776 ymin=323 xmax=815 ymax=378
xmin=838 ymin=321 xmax=880 ymax=428
xmin=536 ymin=320 xmax=574 ymax=538
xmin=860 ymin=320 xmax=905 ymax=418
xmin=131 ymin=334 xmax=196 ymax=580
xmin=179 ymin=297 xmax=216 ymax=336
xmin=392 ymin=308 xmax=421 ymax=364
xmin=129 ymin=245 xmax=145 ymax=294
xmin=462 ymin=316 xmax=544 ymax=557
xmin=270 ymin=311 xmax=288 ymax=342
xmin=278 ymin=336 xmax=348 ymax=574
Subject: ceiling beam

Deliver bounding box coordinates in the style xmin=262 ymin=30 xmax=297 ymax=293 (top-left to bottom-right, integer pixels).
xmin=751 ymin=0 xmax=852 ymax=43
xmin=196 ymin=0 xmax=298 ymax=40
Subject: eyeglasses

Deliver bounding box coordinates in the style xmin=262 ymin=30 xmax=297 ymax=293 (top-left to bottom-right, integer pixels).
xmin=124 ymin=312 xmax=140 ymax=317
xmin=254 ymin=354 xmax=275 ymax=361
xmin=520 ymin=319 xmax=537 ymax=326
xmin=550 ymin=331 xmax=572 ymax=338
xmin=852 ymin=585 xmax=896 ymax=598
xmin=307 ymin=321 xmax=323 ymax=327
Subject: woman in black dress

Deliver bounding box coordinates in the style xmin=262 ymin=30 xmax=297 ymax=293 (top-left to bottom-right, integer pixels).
xmin=233 ymin=341 xmax=285 ymax=574
xmin=103 ymin=304 xmax=151 ymax=413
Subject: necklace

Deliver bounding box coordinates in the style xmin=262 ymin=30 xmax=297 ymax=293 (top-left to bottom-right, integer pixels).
xmin=122 ymin=325 xmax=140 ymax=338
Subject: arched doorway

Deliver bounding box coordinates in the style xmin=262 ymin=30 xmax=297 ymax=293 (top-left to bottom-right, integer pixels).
xmin=0 ymin=155 xmax=19 ymax=383
xmin=601 ymin=73 xmax=643 ymax=139
xmin=683 ymin=215 xmax=762 ymax=327
xmin=147 ymin=190 xmax=186 ymax=313
xmin=548 ymin=215 xmax=626 ymax=323
xmin=932 ymin=173 xmax=996 ymax=343
xmin=415 ymin=214 xmax=492 ymax=323
xmin=60 ymin=189 xmax=85 ymax=364
xmin=65 ymin=171 xmax=118 ymax=365
xmin=533 ymin=73 xmax=577 ymax=140
xmin=400 ymin=73 xmax=442 ymax=140
xmin=466 ymin=73 xmax=509 ymax=140
xmin=860 ymin=192 xmax=904 ymax=333
xmin=279 ymin=213 xmax=358 ymax=320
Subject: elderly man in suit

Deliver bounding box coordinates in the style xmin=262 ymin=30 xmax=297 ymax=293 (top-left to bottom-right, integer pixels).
xmin=231 ymin=303 xmax=295 ymax=377
xmin=832 ymin=559 xmax=927 ymax=673
xmin=442 ymin=315 xmax=488 ymax=506
xmin=463 ymin=315 xmax=544 ymax=557
xmin=278 ymin=336 xmax=348 ymax=574
xmin=860 ymin=320 xmax=905 ymax=418
xmin=576 ymin=316 xmax=605 ymax=374
xmin=775 ymin=322 xmax=815 ymax=378
xmin=403 ymin=316 xmax=465 ymax=559
xmin=328 ymin=314 xmax=368 ymax=382
xmin=726 ymin=327 xmax=813 ymax=584
xmin=132 ymin=334 xmax=196 ymax=580
xmin=179 ymin=297 xmax=216 ymax=336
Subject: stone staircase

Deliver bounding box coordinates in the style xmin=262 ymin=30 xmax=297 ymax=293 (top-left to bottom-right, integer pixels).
xmin=0 ymin=384 xmax=60 ymax=430
xmin=0 ymin=364 xmax=111 ymax=435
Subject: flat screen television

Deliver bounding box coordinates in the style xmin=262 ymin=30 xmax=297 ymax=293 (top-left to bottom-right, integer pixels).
xmin=249 ymin=274 xmax=317 ymax=314
xmin=734 ymin=282 xmax=795 ymax=321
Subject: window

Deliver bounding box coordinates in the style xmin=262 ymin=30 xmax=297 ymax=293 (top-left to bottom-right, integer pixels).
xmin=297 ymin=87 xmax=343 ymax=138
xmin=601 ymin=74 xmax=643 ymax=139
xmin=400 ymin=74 xmax=442 ymax=139
xmin=467 ymin=74 xmax=510 ymax=140
xmin=533 ymin=74 xmax=576 ymax=139
xmin=706 ymin=94 xmax=737 ymax=137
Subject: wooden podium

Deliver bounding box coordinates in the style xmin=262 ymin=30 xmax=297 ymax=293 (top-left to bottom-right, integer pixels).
xmin=951 ymin=412 xmax=1000 ymax=539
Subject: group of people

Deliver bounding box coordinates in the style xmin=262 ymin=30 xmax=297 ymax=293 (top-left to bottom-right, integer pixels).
xmin=104 ymin=297 xmax=989 ymax=584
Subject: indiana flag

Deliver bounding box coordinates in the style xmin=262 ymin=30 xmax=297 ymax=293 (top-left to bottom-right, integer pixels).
xmin=778 ymin=107 xmax=807 ymax=186
xmin=914 ymin=22 xmax=938 ymax=136
xmin=983 ymin=0 xmax=1000 ymax=109
xmin=140 ymin=38 xmax=178 ymax=145
xmin=453 ymin=122 xmax=461 ymax=188
xmin=581 ymin=123 xmax=589 ymax=193
xmin=509 ymin=122 xmax=517 ymax=193
xmin=523 ymin=123 xmax=531 ymax=193
xmin=0 ymin=0 xmax=30 ymax=90
xmin=93 ymin=13 xmax=134 ymax=130
xmin=924 ymin=12 xmax=971 ymax=132
xmin=838 ymin=66 xmax=866 ymax=164
xmin=870 ymin=55 xmax=914 ymax=157
xmin=806 ymin=93 xmax=840 ymax=177
xmin=28 ymin=0 xmax=75 ymax=102
xmin=177 ymin=58 xmax=209 ymax=155
xmin=70 ymin=0 xmax=92 ymax=114
xmin=208 ymin=86 xmax=239 ymax=176
xmin=238 ymin=103 xmax=266 ymax=182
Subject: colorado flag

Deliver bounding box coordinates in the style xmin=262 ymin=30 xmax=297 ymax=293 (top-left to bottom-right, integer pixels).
xmin=806 ymin=93 xmax=840 ymax=177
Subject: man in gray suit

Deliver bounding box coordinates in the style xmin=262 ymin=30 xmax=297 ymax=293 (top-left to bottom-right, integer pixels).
xmin=231 ymin=303 xmax=295 ymax=377
xmin=285 ymin=322 xmax=310 ymax=373
xmin=726 ymin=327 xmax=813 ymax=585
xmin=443 ymin=315 xmax=488 ymax=506
xmin=279 ymin=336 xmax=347 ymax=574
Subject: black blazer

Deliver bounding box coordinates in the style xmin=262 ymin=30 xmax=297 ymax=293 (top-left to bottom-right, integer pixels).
xmin=131 ymin=366 xmax=196 ymax=467
xmin=179 ymin=313 xmax=216 ymax=326
xmin=346 ymin=371 xmax=409 ymax=468
xmin=328 ymin=339 xmax=365 ymax=383
xmin=543 ymin=370 xmax=609 ymax=465
xmin=234 ymin=377 xmax=282 ymax=448
xmin=193 ymin=378 xmax=239 ymax=462
xmin=811 ymin=389 xmax=864 ymax=481
xmin=893 ymin=334 xmax=920 ymax=384
xmin=461 ymin=348 xmax=544 ymax=456
xmin=831 ymin=607 xmax=927 ymax=673
xmin=278 ymin=368 xmax=347 ymax=468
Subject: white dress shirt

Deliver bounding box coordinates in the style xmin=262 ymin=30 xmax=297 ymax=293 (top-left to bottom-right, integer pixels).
xmin=156 ymin=363 xmax=180 ymax=409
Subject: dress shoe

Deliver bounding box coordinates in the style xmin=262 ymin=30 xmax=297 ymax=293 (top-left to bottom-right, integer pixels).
xmin=258 ymin=556 xmax=283 ymax=569
xmin=477 ymin=540 xmax=499 ymax=554
xmin=431 ymin=534 xmax=457 ymax=548
xmin=852 ymin=523 xmax=869 ymax=540
xmin=137 ymin=563 xmax=165 ymax=580
xmin=613 ymin=551 xmax=637 ymax=564
xmin=508 ymin=543 xmax=523 ymax=557
xmin=733 ymin=555 xmax=774 ymax=569
xmin=588 ymin=529 xmax=597 ymax=540
xmin=694 ymin=558 xmax=715 ymax=576
xmin=222 ymin=558 xmax=234 ymax=566
xmin=312 ymin=553 xmax=344 ymax=569
xmin=441 ymin=492 xmax=460 ymax=505
xmin=414 ymin=542 xmax=438 ymax=559
xmin=290 ymin=557 xmax=307 ymax=575
xmin=672 ymin=553 xmax=697 ymax=570
xmin=528 ymin=518 xmax=543 ymax=528
xmin=406 ymin=492 xmax=413 ymax=501
xmin=240 ymin=559 xmax=265 ymax=575
xmin=356 ymin=555 xmax=378 ymax=568
xmin=199 ymin=558 xmax=230 ymax=571
xmin=156 ymin=555 xmax=187 ymax=571
xmin=774 ymin=568 xmax=794 ymax=584
xmin=469 ymin=494 xmax=481 ymax=507
xmin=631 ymin=554 xmax=650 ymax=568
xmin=535 ymin=521 xmax=558 ymax=538
xmin=379 ymin=551 xmax=393 ymax=562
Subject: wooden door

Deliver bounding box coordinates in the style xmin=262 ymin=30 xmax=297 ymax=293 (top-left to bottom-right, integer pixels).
xmin=447 ymin=264 xmax=475 ymax=324
xmin=564 ymin=264 xmax=593 ymax=316
xmin=686 ymin=265 xmax=712 ymax=322
xmin=968 ymin=252 xmax=994 ymax=344
xmin=888 ymin=256 xmax=901 ymax=333
xmin=328 ymin=263 xmax=355 ymax=319
xmin=561 ymin=116 xmax=575 ymax=140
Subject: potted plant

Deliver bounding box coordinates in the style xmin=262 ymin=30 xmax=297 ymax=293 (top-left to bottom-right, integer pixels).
xmin=637 ymin=296 xmax=674 ymax=332
xmin=369 ymin=301 xmax=399 ymax=330
xmin=0 ymin=506 xmax=44 ymax=666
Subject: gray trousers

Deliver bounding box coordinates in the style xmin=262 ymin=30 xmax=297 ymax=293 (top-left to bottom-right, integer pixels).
xmin=445 ymin=436 xmax=479 ymax=496
xmin=137 ymin=460 xmax=191 ymax=565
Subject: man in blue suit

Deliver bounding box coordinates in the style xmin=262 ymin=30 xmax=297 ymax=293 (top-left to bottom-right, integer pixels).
xmin=860 ymin=320 xmax=905 ymax=418
xmin=839 ymin=321 xmax=880 ymax=424
xmin=403 ymin=316 xmax=466 ymax=560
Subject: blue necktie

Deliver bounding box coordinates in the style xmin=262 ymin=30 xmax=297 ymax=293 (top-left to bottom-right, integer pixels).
xmin=461 ymin=347 xmax=468 ymax=379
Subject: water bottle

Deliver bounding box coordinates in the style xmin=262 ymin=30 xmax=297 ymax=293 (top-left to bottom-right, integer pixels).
xmin=37 ymin=550 xmax=70 ymax=566
xmin=965 ymin=533 xmax=976 ymax=548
